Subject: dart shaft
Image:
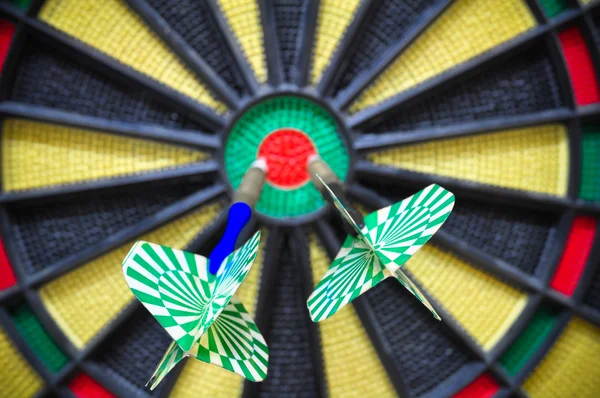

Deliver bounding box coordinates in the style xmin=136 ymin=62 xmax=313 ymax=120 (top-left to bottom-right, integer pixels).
xmin=308 ymin=156 xmax=366 ymax=235
xmin=233 ymin=158 xmax=267 ymax=208
xmin=308 ymin=155 xmax=341 ymax=188
xmin=209 ymin=159 xmax=267 ymax=274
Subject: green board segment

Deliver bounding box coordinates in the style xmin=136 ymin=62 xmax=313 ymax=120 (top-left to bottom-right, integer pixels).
xmin=10 ymin=303 xmax=69 ymax=373
xmin=9 ymin=0 xmax=30 ymax=10
xmin=538 ymin=0 xmax=569 ymax=18
xmin=225 ymin=96 xmax=349 ymax=218
xmin=580 ymin=126 xmax=600 ymax=202
xmin=499 ymin=306 xmax=559 ymax=376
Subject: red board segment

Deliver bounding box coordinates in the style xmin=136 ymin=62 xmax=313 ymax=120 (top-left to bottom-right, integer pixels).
xmin=0 ymin=19 xmax=16 ymax=74
xmin=559 ymin=27 xmax=600 ymax=106
xmin=70 ymin=374 xmax=115 ymax=398
xmin=0 ymin=237 xmax=17 ymax=290
xmin=550 ymin=216 xmax=596 ymax=296
xmin=453 ymin=374 xmax=499 ymax=398
xmin=257 ymin=128 xmax=317 ymax=189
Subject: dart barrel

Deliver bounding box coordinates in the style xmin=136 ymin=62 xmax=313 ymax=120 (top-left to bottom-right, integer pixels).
xmin=232 ymin=159 xmax=267 ymax=209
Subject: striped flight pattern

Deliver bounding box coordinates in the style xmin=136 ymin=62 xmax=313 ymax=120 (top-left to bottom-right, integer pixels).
xmin=308 ymin=184 xmax=455 ymax=322
xmin=147 ymin=296 xmax=268 ymax=389
xmin=195 ymin=296 xmax=269 ymax=381
xmin=122 ymin=230 xmax=268 ymax=389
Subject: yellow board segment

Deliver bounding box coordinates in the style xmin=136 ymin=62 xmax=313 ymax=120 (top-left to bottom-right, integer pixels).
xmin=0 ymin=328 xmax=44 ymax=397
xmin=524 ymin=317 xmax=600 ymax=397
xmin=171 ymin=230 xmax=267 ymax=398
xmin=350 ymin=0 xmax=536 ymax=112
xmin=2 ymin=119 xmax=206 ymax=191
xmin=368 ymin=125 xmax=569 ymax=196
xmin=309 ymin=235 xmax=396 ymax=397
xmin=39 ymin=203 xmax=223 ymax=349
xmin=311 ymin=0 xmax=362 ymax=84
xmin=217 ymin=0 xmax=266 ymax=83
xmin=405 ymin=245 xmax=528 ymax=351
xmin=39 ymin=0 xmax=225 ymax=112
xmin=171 ymin=360 xmax=244 ymax=398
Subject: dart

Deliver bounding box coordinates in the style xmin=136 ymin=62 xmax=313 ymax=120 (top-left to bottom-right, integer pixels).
xmin=122 ymin=231 xmax=268 ymax=390
xmin=120 ymin=160 xmax=269 ymax=390
xmin=306 ymin=156 xmax=455 ymax=322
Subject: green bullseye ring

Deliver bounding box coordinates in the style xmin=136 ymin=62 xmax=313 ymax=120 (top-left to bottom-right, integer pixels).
xmin=224 ymin=96 xmax=349 ymax=219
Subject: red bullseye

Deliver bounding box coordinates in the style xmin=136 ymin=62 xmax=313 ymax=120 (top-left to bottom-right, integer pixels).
xmin=257 ymin=128 xmax=317 ymax=189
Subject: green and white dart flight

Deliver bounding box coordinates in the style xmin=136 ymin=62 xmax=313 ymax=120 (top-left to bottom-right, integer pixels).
xmin=122 ymin=230 xmax=268 ymax=390
xmin=308 ymin=177 xmax=455 ymax=323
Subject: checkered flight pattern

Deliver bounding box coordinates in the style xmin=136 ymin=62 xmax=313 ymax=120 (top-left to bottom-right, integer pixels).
xmin=308 ymin=184 xmax=455 ymax=322
xmin=122 ymin=231 xmax=268 ymax=389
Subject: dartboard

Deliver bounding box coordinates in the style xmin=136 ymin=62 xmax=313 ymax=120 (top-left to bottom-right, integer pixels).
xmin=0 ymin=0 xmax=599 ymax=397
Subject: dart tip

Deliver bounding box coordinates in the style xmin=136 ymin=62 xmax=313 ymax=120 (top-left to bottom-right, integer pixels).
xmin=252 ymin=157 xmax=268 ymax=172
xmin=307 ymin=153 xmax=321 ymax=166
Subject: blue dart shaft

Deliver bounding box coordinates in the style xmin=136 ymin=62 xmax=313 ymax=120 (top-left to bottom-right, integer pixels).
xmin=209 ymin=202 xmax=252 ymax=275
xmin=209 ymin=159 xmax=266 ymax=274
